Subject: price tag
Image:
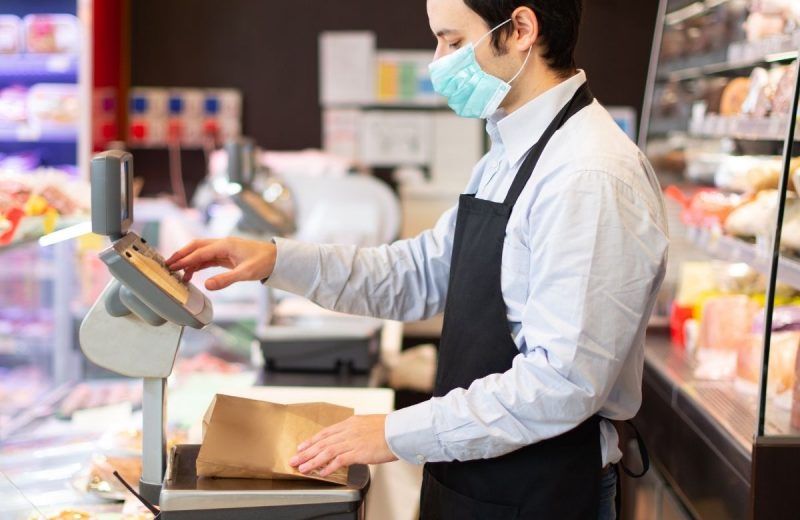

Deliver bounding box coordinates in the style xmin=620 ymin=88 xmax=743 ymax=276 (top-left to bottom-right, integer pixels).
xmin=15 ymin=125 xmax=40 ymax=142
xmin=46 ymin=55 xmax=71 ymax=73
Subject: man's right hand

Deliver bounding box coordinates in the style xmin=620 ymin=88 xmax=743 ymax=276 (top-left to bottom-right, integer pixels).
xmin=166 ymin=237 xmax=277 ymax=291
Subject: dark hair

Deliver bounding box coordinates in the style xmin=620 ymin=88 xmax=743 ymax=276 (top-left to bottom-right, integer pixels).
xmin=463 ymin=0 xmax=583 ymax=72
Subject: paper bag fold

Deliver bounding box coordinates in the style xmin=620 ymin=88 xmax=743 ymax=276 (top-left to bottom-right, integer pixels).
xmin=197 ymin=394 xmax=354 ymax=485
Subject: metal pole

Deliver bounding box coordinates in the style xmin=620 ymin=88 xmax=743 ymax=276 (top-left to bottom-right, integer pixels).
xmin=140 ymin=377 xmax=167 ymax=505
xmin=638 ymin=0 xmax=668 ymax=149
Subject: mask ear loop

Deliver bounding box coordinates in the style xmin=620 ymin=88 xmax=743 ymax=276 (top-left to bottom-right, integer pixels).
xmin=475 ymin=18 xmax=533 ymax=85
xmin=508 ymin=46 xmax=533 ymax=84
xmin=475 ymin=18 xmax=513 ymax=47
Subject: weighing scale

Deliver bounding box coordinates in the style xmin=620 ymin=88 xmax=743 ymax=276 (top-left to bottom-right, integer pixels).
xmin=226 ymin=138 xmax=296 ymax=237
xmin=79 ymin=150 xmax=370 ymax=519
xmin=224 ymin=138 xmax=381 ymax=377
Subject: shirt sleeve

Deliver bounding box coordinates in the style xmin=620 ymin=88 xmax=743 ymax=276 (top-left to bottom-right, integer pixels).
xmin=266 ymin=203 xmax=458 ymax=322
xmin=385 ymin=169 xmax=668 ymax=464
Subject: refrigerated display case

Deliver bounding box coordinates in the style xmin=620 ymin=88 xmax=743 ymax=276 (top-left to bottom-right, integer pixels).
xmin=0 ymin=0 xmax=93 ymax=439
xmin=635 ymin=1 xmax=800 ymax=519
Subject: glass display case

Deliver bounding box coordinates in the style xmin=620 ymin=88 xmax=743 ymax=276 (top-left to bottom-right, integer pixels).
xmin=0 ymin=0 xmax=91 ymax=441
xmin=635 ymin=0 xmax=800 ymax=518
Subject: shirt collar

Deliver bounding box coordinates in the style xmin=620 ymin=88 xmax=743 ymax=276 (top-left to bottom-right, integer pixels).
xmin=488 ymin=70 xmax=588 ymax=167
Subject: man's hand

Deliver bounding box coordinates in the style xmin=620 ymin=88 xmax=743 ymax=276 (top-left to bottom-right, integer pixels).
xmin=289 ymin=415 xmax=398 ymax=477
xmin=166 ymin=237 xmax=276 ymax=290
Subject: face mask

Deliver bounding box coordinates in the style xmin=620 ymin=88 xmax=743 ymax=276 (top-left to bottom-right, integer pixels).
xmin=429 ymin=19 xmax=533 ymax=119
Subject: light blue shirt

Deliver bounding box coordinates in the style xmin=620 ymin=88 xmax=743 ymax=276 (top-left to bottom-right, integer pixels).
xmin=267 ymin=71 xmax=669 ymax=467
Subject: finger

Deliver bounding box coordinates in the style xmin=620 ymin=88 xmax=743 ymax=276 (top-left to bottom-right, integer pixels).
xmin=181 ymin=261 xmax=216 ymax=282
xmin=206 ymin=269 xmax=246 ymax=290
xmin=320 ymin=451 xmax=354 ymax=477
xmin=290 ymin=432 xmax=348 ymax=467
xmin=170 ymin=243 xmax=228 ymax=271
xmin=301 ymin=422 xmax=348 ymax=450
xmin=166 ymin=240 xmax=213 ymax=266
xmin=298 ymin=443 xmax=348 ymax=474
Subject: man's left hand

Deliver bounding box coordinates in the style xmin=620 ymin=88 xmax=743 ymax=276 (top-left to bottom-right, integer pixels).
xmin=289 ymin=414 xmax=398 ymax=477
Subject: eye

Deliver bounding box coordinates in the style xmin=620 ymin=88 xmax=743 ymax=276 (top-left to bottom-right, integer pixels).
xmin=448 ymin=40 xmax=462 ymax=50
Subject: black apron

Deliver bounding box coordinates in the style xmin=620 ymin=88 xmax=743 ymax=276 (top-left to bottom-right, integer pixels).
xmin=420 ymin=83 xmax=601 ymax=520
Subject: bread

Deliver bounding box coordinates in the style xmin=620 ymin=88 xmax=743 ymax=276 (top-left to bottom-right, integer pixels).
xmin=720 ymin=77 xmax=751 ymax=116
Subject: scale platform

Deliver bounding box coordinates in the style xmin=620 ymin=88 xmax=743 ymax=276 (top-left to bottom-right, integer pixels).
xmin=160 ymin=445 xmax=370 ymax=519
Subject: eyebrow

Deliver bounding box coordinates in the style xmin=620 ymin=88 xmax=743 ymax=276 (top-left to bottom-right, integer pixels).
xmin=434 ymin=29 xmax=458 ymax=38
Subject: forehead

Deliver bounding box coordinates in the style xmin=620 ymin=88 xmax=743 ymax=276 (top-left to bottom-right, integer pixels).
xmin=427 ymin=0 xmax=487 ymax=34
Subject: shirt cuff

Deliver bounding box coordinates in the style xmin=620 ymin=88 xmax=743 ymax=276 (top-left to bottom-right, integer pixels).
xmin=264 ymin=237 xmax=321 ymax=296
xmin=385 ymin=400 xmax=444 ymax=464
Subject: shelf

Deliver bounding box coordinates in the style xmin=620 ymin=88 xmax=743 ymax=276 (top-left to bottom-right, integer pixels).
xmin=0 ymin=54 xmax=78 ymax=83
xmin=657 ymin=33 xmax=799 ymax=82
xmin=686 ymin=227 xmax=800 ymax=291
xmin=665 ymin=0 xmax=730 ymax=27
xmin=647 ymin=115 xmax=691 ymax=136
xmin=689 ymin=114 xmax=794 ymax=141
xmin=0 ymin=217 xmax=88 ymax=254
xmin=0 ymin=125 xmax=77 ymax=144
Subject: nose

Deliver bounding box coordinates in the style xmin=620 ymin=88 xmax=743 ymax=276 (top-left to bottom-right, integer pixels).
xmin=433 ymin=43 xmax=446 ymax=62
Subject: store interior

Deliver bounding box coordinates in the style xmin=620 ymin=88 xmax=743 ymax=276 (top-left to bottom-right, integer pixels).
xmin=2 ymin=0 xmax=800 ymax=519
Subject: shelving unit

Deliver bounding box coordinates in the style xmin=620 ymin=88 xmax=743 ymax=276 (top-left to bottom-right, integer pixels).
xmin=0 ymin=0 xmax=90 ymax=447
xmin=0 ymin=126 xmax=78 ymax=143
xmin=685 ymin=226 xmax=800 ymax=289
xmin=688 ymin=114 xmax=791 ymax=141
xmin=0 ymin=54 xmax=78 ymax=83
xmin=657 ymin=39 xmax=799 ymax=82
xmin=633 ymin=0 xmax=800 ymax=519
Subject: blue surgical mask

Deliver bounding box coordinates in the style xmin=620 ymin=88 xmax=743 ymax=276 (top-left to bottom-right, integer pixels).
xmin=429 ymin=19 xmax=532 ymax=119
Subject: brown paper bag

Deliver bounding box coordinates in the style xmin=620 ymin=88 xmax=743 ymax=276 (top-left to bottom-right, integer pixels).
xmin=196 ymin=394 xmax=353 ymax=485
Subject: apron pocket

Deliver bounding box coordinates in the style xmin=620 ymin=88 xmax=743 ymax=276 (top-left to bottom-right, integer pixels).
xmin=421 ymin=469 xmax=519 ymax=520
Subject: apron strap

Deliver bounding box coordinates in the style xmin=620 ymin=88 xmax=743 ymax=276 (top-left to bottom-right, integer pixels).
xmin=618 ymin=420 xmax=650 ymax=478
xmin=503 ymin=82 xmax=594 ymax=208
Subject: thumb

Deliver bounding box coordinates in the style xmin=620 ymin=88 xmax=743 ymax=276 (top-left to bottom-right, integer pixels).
xmin=205 ymin=270 xmax=241 ymax=291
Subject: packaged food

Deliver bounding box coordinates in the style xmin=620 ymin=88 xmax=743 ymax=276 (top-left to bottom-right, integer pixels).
xmin=792 ymin=343 xmax=800 ymax=429
xmin=58 ymin=381 xmax=143 ymax=418
xmin=720 ymin=77 xmax=751 ymax=116
xmin=743 ymin=11 xmax=787 ymax=42
xmin=665 ymin=185 xmax=745 ymax=228
xmin=737 ymin=331 xmax=799 ymax=393
xmin=724 ymin=189 xmax=782 ymax=238
xmin=30 ymin=511 xmax=95 ymax=520
xmin=741 ymin=67 xmax=772 ymax=117
xmin=0 ymin=16 xmax=22 ymax=54
xmin=771 ymin=63 xmax=797 ymax=117
xmin=0 ymin=86 xmax=28 ymax=127
xmin=87 ymin=453 xmax=142 ymax=496
xmin=696 ymin=295 xmax=762 ymax=380
xmin=24 ymin=14 xmax=79 ymax=54
xmin=27 ymin=83 xmax=79 ymax=127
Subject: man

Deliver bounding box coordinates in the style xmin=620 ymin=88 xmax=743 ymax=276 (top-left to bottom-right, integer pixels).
xmin=168 ymin=1 xmax=668 ymax=518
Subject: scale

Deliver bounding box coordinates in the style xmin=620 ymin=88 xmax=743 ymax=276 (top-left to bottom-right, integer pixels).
xmin=79 ymin=150 xmax=370 ymax=519
xmin=224 ymin=139 xmax=382 ymax=377
xmin=225 ymin=137 xmax=296 ymax=238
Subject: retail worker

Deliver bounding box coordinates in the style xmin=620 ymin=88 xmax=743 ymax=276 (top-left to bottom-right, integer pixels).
xmin=167 ymin=0 xmax=668 ymax=518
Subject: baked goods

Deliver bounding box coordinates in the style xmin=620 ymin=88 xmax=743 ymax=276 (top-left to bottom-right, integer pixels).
xmin=720 ymin=77 xmax=752 ymax=116
xmin=724 ymin=189 xmax=781 ymax=238
xmin=87 ymin=453 xmax=142 ymax=494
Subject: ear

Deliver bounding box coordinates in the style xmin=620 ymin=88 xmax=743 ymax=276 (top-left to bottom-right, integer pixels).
xmin=510 ymin=6 xmax=539 ymax=53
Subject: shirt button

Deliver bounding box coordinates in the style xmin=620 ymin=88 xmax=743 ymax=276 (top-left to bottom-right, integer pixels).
xmin=416 ymin=454 xmax=425 ymax=463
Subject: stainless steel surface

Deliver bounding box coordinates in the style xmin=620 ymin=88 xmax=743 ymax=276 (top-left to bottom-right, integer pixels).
xmin=53 ymin=240 xmax=79 ymax=385
xmin=645 ymin=334 xmax=799 ymax=448
xmin=160 ymin=445 xmax=367 ymax=512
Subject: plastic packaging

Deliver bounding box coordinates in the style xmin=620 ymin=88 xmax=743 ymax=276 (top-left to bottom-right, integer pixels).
xmin=24 ymin=14 xmax=79 ymax=54
xmin=0 ymin=16 xmax=22 ymax=54
xmin=27 ymin=83 xmax=79 ymax=128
